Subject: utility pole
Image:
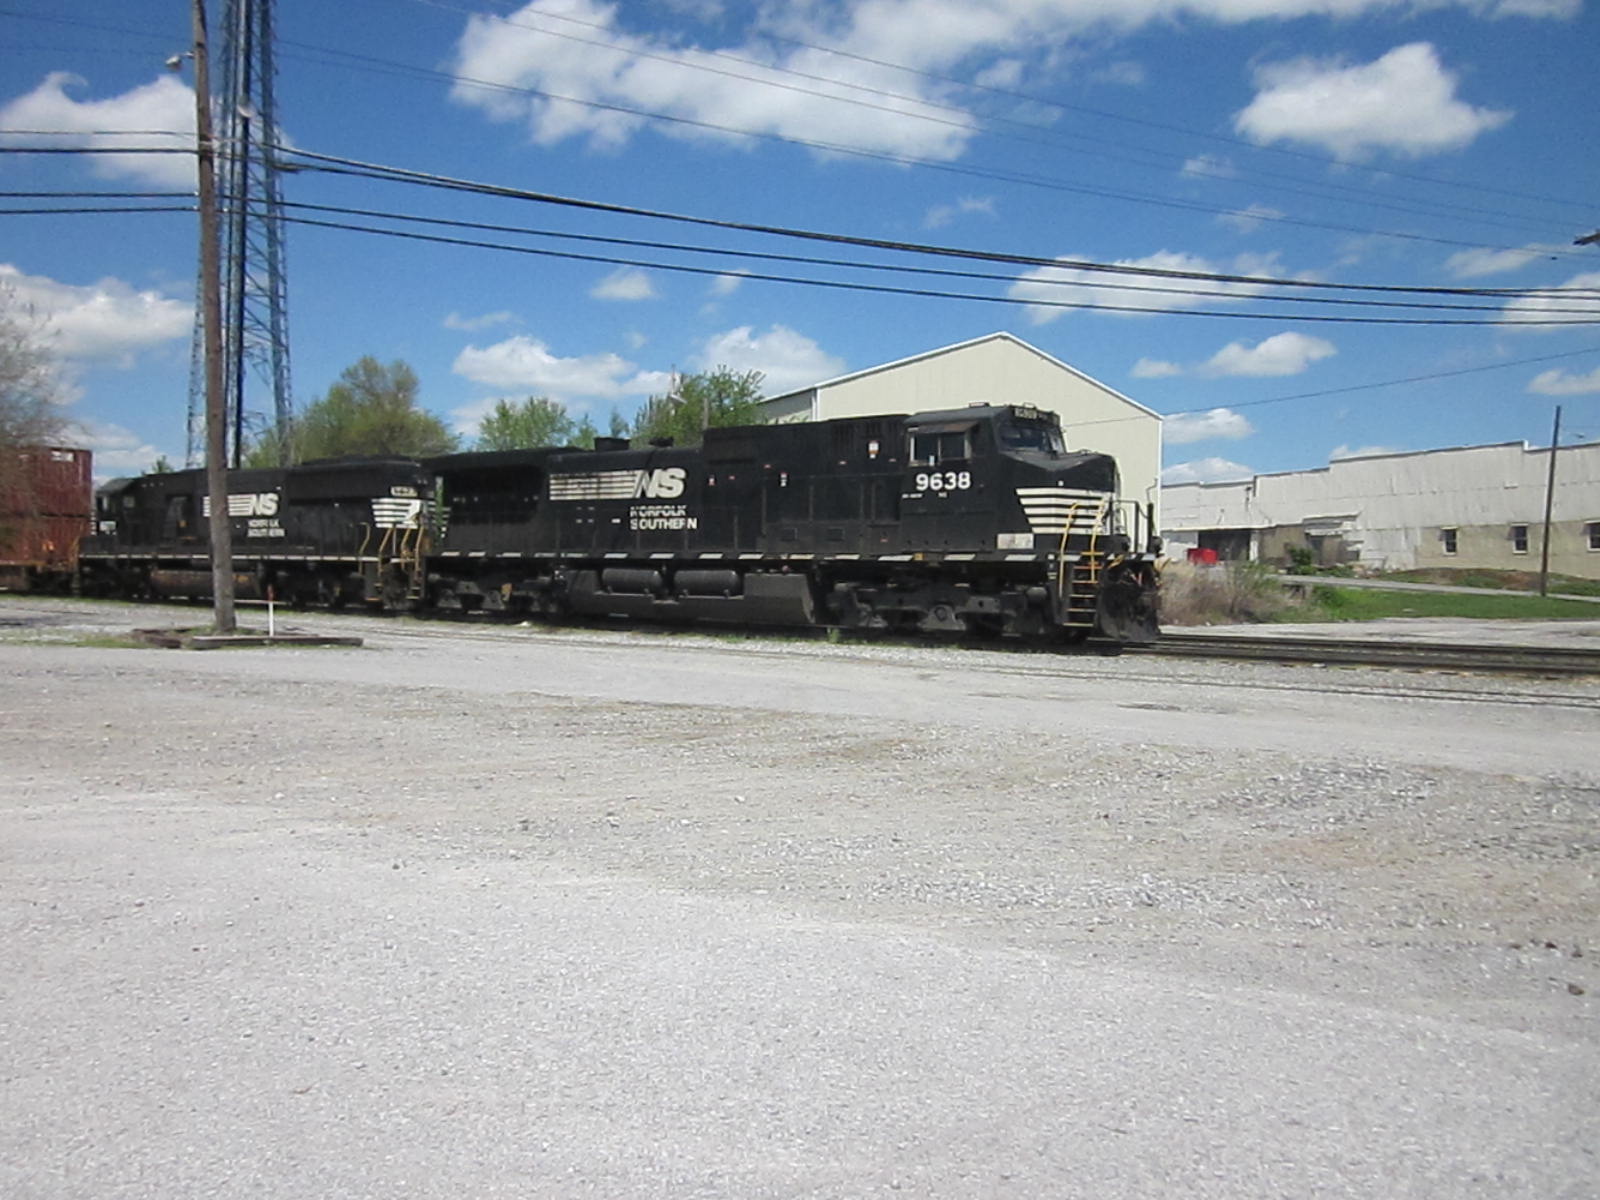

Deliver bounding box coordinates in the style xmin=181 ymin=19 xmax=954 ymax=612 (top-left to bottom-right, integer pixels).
xmin=193 ymin=0 xmax=236 ymax=631
xmin=1538 ymin=405 xmax=1562 ymax=598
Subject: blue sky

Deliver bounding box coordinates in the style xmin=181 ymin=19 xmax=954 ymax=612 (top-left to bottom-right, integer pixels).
xmin=2 ymin=0 xmax=1597 ymax=482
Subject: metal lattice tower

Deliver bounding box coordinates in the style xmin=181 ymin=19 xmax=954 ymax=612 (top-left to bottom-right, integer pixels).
xmin=185 ymin=0 xmax=292 ymax=467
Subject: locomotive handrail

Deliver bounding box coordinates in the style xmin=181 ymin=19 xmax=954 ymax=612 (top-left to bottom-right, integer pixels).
xmin=1054 ymin=496 xmax=1110 ymax=596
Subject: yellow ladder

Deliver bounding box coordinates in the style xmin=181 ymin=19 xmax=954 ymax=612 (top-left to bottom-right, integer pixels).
xmin=1056 ymin=497 xmax=1109 ymax=629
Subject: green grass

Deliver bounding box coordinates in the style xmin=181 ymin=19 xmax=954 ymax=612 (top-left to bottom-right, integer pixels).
xmin=1301 ymin=586 xmax=1600 ymax=622
xmin=1370 ymin=568 xmax=1600 ymax=598
xmin=69 ymin=633 xmax=149 ymax=649
xmin=0 ymin=631 xmax=148 ymax=649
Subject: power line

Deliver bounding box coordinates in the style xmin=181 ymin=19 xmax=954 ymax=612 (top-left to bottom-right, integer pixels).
xmin=10 ymin=179 xmax=1593 ymax=315
xmin=277 ymin=146 xmax=1600 ymax=302
xmin=6 ymin=134 xmax=1593 ymax=308
xmin=259 ymin=196 xmax=1599 ymax=316
xmin=0 ymin=6 xmax=178 ymax=47
xmin=0 ymin=188 xmax=193 ymax=198
xmin=272 ymin=207 xmax=1599 ymax=326
xmin=0 ymin=204 xmax=191 ymax=215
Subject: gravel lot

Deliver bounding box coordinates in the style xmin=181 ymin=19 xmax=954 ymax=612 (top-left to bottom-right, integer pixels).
xmin=3 ymin=597 xmax=1597 ymax=1198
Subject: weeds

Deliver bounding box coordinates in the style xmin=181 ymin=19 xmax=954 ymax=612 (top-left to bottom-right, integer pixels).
xmin=1158 ymin=562 xmax=1292 ymax=626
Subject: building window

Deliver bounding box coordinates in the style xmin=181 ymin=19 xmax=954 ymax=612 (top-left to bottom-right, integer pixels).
xmin=1588 ymin=522 xmax=1600 ymax=552
xmin=1441 ymin=527 xmax=1458 ymax=555
xmin=1511 ymin=524 xmax=1529 ymax=554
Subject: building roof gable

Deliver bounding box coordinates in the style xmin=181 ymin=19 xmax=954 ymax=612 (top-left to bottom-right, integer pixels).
xmin=759 ymin=331 xmax=1160 ymax=420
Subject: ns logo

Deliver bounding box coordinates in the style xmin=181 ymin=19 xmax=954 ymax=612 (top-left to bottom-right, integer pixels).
xmin=634 ymin=467 xmax=686 ymax=499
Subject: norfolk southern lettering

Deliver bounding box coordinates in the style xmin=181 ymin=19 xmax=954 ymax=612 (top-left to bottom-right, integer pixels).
xmin=630 ymin=504 xmax=697 ymax=532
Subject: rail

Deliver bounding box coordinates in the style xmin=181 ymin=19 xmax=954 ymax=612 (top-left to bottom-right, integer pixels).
xmin=1137 ymin=631 xmax=1600 ymax=676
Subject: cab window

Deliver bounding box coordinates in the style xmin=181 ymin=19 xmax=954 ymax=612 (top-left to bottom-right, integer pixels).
xmin=910 ymin=429 xmax=970 ymax=464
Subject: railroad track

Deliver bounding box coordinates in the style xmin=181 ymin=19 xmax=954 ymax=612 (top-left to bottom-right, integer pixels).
xmin=1141 ymin=631 xmax=1600 ymax=676
xmin=6 ymin=595 xmax=1599 ymax=680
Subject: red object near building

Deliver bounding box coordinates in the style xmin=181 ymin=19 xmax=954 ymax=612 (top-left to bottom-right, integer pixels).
xmin=0 ymin=446 xmax=93 ymax=591
xmin=1186 ymin=546 xmax=1219 ymax=565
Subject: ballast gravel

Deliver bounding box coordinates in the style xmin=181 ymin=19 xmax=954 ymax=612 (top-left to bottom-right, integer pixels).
xmin=1 ymin=597 xmax=1597 ymax=1199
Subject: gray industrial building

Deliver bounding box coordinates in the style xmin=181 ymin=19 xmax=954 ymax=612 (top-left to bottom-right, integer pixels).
xmin=1162 ymin=439 xmax=1600 ymax=579
xmin=757 ymin=332 xmax=1162 ymax=526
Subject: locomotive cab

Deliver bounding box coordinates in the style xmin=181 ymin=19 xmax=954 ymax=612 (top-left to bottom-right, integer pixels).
xmin=893 ymin=404 xmax=1158 ymax=642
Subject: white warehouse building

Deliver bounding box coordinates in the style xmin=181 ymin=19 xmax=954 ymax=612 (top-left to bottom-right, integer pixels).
xmin=1161 ymin=439 xmax=1600 ymax=579
xmin=757 ymin=332 xmax=1163 ymax=529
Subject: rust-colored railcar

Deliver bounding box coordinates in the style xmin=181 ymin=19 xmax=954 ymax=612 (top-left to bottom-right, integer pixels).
xmin=0 ymin=446 xmax=93 ymax=591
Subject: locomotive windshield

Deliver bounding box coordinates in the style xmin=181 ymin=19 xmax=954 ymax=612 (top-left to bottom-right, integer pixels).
xmin=997 ymin=416 xmax=1065 ymax=455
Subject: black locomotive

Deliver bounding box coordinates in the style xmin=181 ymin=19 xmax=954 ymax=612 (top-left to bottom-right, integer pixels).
xmin=81 ymin=404 xmax=1160 ymax=643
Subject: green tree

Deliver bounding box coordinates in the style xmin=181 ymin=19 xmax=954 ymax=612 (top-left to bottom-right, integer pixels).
xmin=0 ymin=286 xmax=67 ymax=534
xmin=0 ymin=284 xmax=66 ymax=460
xmin=632 ymin=366 xmax=765 ymax=447
xmin=149 ymin=455 xmax=175 ymax=474
xmin=476 ymin=396 xmax=577 ymax=450
xmin=257 ymin=357 xmax=458 ymax=464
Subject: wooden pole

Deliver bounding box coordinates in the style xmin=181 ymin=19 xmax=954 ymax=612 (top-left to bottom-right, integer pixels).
xmin=193 ymin=0 xmax=236 ymax=631
xmin=1538 ymin=405 xmax=1561 ymax=598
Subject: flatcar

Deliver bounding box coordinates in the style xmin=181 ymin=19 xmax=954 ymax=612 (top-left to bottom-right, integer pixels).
xmin=77 ymin=403 xmax=1160 ymax=643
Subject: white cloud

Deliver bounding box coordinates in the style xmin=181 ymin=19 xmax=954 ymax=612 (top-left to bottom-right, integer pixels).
xmin=1443 ymin=244 xmax=1555 ymax=278
xmin=1162 ymin=457 xmax=1254 ymax=485
xmin=0 ymin=264 xmax=190 ymax=364
xmin=452 ymin=335 xmax=669 ymax=398
xmin=1489 ymin=0 xmax=1579 ymax=14
xmin=1200 ymin=331 xmax=1336 ymax=377
xmin=709 ymin=271 xmax=747 ymax=297
xmin=923 ymin=195 xmax=996 ymax=229
xmin=1527 ymin=365 xmax=1600 ymax=396
xmin=1234 ymin=43 xmax=1511 ymax=160
xmin=1164 ymin=408 xmax=1255 ymax=445
xmin=66 ymin=418 xmax=173 ymax=479
xmin=1181 ymin=154 xmax=1235 ymax=179
xmin=449 ymin=0 xmax=977 ymax=160
xmin=1500 ymin=270 xmax=1600 ymax=330
xmin=1330 ymin=444 xmax=1403 ymax=460
xmin=1089 ymin=60 xmax=1145 ymax=87
xmin=1217 ymin=203 xmax=1284 ymax=234
xmin=0 ymin=72 xmax=195 ymax=187
xmin=694 ymin=325 xmax=845 ymax=395
xmin=445 ymin=3 xmax=1567 ymax=162
xmin=443 ymin=310 xmax=517 ymax=332
xmin=590 ymin=267 xmax=658 ymax=301
xmin=1130 ymin=357 xmax=1182 ymax=379
xmin=1008 ymin=250 xmax=1284 ymax=325
xmin=972 ymin=59 xmax=1025 ymax=90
